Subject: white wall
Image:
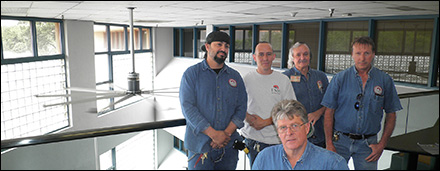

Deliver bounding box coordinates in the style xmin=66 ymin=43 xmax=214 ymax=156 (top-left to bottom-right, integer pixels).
xmin=153 ymin=27 xmax=174 ymax=75
xmin=1 ymin=20 xmax=155 ymax=170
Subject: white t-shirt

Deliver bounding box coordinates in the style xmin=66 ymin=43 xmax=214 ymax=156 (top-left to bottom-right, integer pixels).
xmin=239 ymin=70 xmax=296 ymax=144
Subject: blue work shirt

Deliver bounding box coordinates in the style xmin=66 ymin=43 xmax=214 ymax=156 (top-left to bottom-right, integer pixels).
xmin=321 ymin=66 xmax=403 ymax=135
xmin=252 ymin=141 xmax=349 ymax=170
xmin=282 ymin=67 xmax=329 ymax=145
xmin=179 ymin=60 xmax=247 ymax=153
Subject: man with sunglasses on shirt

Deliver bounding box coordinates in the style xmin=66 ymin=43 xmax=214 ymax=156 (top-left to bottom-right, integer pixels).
xmin=321 ymin=36 xmax=403 ymax=170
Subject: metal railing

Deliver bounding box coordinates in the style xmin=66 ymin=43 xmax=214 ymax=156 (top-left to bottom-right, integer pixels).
xmin=1 ymin=90 xmax=438 ymax=150
xmin=1 ymin=118 xmax=186 ymax=149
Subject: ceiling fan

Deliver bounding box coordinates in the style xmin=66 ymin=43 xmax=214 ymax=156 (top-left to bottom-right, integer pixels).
xmin=36 ymin=7 xmax=178 ymax=113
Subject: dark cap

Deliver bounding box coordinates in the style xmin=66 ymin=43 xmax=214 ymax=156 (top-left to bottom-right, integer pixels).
xmin=201 ymin=31 xmax=230 ymax=51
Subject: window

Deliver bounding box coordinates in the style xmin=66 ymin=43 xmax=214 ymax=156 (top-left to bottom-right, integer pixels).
xmin=173 ymin=136 xmax=188 ymax=155
xmin=94 ymin=25 xmax=108 ymax=52
xmin=99 ymin=148 xmax=115 ymax=170
xmin=183 ymin=28 xmax=193 ymax=57
xmin=99 ymin=131 xmax=154 ymax=170
xmin=1 ymin=17 xmax=68 ymax=141
xmin=288 ymin=22 xmax=320 ymax=69
xmin=93 ymin=23 xmax=152 ymax=114
xmin=127 ymin=27 xmax=140 ymax=50
xmin=375 ymin=19 xmax=434 ymax=85
xmin=197 ymin=28 xmax=206 ymax=59
xmin=259 ymin=24 xmax=282 ymax=68
xmin=173 ymin=29 xmax=181 ymax=56
xmin=36 ymin=21 xmax=62 ymax=56
xmin=110 ymin=26 xmax=126 ymax=51
xmin=141 ymin=28 xmax=151 ymax=49
xmin=1 ymin=19 xmax=33 ymax=59
xmin=235 ymin=26 xmax=253 ymax=64
xmin=94 ymin=54 xmax=110 ymax=84
xmin=324 ymin=21 xmax=369 ymax=74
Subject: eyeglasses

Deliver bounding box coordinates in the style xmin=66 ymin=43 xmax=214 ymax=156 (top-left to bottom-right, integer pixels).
xmin=354 ymin=93 xmax=363 ymax=111
xmin=277 ymin=123 xmax=306 ymax=133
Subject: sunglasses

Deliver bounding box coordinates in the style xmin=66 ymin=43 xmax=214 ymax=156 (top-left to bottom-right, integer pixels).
xmin=354 ymin=93 xmax=363 ymax=111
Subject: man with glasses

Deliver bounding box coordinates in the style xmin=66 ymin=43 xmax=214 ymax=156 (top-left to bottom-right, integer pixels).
xmin=239 ymin=42 xmax=296 ymax=167
xmin=321 ymin=37 xmax=403 ymax=170
xmin=252 ymin=100 xmax=348 ymax=170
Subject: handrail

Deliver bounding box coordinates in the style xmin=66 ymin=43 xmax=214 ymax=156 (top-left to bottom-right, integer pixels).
xmin=398 ymin=90 xmax=439 ymax=99
xmin=1 ymin=118 xmax=186 ymax=150
xmin=1 ymin=90 xmax=437 ymax=150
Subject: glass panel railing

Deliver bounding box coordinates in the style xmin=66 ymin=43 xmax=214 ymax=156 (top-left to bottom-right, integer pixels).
xmin=1 ymin=89 xmax=437 ymax=170
xmin=379 ymin=90 xmax=438 ymax=170
xmin=394 ymin=90 xmax=439 ymax=136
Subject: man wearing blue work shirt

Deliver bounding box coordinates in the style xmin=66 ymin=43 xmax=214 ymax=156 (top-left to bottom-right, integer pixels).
xmin=180 ymin=31 xmax=247 ymax=170
xmin=283 ymin=42 xmax=329 ymax=148
xmin=252 ymin=100 xmax=348 ymax=170
xmin=321 ymin=36 xmax=403 ymax=170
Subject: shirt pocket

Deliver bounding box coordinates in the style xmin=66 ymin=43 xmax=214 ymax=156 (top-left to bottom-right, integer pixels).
xmin=371 ymin=94 xmax=385 ymax=114
xmin=225 ymin=86 xmax=238 ymax=106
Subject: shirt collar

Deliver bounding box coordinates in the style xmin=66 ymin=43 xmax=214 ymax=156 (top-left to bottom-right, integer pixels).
xmin=296 ymin=141 xmax=311 ymax=163
xmin=281 ymin=141 xmax=311 ymax=167
xmin=351 ymin=65 xmax=375 ymax=76
xmin=202 ymin=59 xmax=230 ymax=74
xmin=292 ymin=66 xmax=311 ymax=76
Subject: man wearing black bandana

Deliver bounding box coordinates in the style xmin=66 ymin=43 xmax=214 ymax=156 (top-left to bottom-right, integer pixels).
xmin=180 ymin=31 xmax=247 ymax=170
xmin=201 ymin=31 xmax=230 ymax=69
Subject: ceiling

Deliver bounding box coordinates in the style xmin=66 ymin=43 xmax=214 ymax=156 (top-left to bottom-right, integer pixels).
xmin=1 ymin=1 xmax=439 ymax=27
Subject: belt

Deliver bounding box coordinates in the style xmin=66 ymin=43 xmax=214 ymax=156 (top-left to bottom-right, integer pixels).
xmin=341 ymin=132 xmax=375 ymax=140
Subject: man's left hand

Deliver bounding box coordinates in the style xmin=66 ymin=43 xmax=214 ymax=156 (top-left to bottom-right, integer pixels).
xmin=365 ymin=144 xmax=384 ymax=162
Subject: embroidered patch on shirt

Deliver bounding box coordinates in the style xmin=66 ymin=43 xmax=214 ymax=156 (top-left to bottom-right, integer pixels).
xmin=374 ymin=86 xmax=383 ymax=96
xmin=229 ymin=78 xmax=237 ymax=87
xmin=271 ymin=85 xmax=280 ymax=94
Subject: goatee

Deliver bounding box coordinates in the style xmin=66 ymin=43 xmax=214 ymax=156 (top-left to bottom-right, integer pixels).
xmin=214 ymin=51 xmax=227 ymax=64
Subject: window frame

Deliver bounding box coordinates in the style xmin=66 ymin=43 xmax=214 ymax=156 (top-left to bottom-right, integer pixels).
xmin=1 ymin=15 xmax=69 ymax=142
xmin=93 ymin=22 xmax=153 ymax=114
xmin=1 ymin=15 xmax=66 ymax=65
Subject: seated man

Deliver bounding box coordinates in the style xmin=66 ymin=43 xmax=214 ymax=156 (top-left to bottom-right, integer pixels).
xmin=252 ymin=100 xmax=348 ymax=170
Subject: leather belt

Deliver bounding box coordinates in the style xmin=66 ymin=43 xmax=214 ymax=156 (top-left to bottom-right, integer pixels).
xmin=341 ymin=132 xmax=375 ymax=140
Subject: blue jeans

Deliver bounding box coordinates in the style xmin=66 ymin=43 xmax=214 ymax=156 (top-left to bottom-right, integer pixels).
xmin=333 ymin=131 xmax=378 ymax=170
xmin=187 ymin=147 xmax=238 ymax=170
xmin=244 ymin=138 xmax=277 ymax=168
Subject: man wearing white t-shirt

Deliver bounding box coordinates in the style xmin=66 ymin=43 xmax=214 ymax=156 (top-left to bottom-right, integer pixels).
xmin=239 ymin=42 xmax=297 ymax=167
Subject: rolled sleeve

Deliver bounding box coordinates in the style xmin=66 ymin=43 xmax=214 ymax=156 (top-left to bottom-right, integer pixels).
xmin=179 ymin=69 xmax=210 ymax=136
xmin=232 ymin=77 xmax=247 ymax=129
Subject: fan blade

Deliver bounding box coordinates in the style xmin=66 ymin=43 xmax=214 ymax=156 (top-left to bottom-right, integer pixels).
xmin=36 ymin=94 xmax=72 ymax=98
xmin=152 ymin=87 xmax=180 ymax=91
xmin=66 ymin=87 xmax=125 ymax=93
xmin=136 ymin=94 xmax=154 ymax=101
xmin=141 ymin=87 xmax=180 ymax=92
xmin=98 ymin=94 xmax=135 ymax=112
xmin=43 ymin=93 xmax=127 ymax=107
xmin=140 ymin=90 xmax=153 ymax=94
xmin=36 ymin=91 xmax=125 ymax=98
xmin=140 ymin=90 xmax=179 ymax=95
xmin=151 ymin=91 xmax=180 ymax=94
xmin=109 ymin=83 xmax=127 ymax=91
xmin=150 ymin=94 xmax=179 ymax=98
